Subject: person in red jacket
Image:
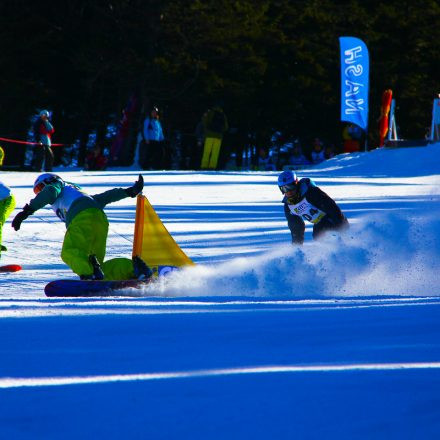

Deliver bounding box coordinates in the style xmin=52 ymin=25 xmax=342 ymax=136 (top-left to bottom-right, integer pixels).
xmin=33 ymin=110 xmax=55 ymax=171
xmin=84 ymin=145 xmax=108 ymax=171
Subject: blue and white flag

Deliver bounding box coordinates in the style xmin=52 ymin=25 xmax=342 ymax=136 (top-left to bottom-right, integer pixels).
xmin=339 ymin=36 xmax=369 ymax=131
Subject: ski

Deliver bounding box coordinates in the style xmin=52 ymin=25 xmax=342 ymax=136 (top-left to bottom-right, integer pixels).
xmin=44 ymin=278 xmax=153 ymax=298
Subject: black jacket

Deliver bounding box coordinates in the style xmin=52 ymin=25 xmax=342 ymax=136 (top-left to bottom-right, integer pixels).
xmin=283 ymin=178 xmax=347 ymax=244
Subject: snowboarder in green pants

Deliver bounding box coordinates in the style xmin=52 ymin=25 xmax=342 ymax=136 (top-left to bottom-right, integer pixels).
xmin=12 ymin=173 xmax=152 ymax=281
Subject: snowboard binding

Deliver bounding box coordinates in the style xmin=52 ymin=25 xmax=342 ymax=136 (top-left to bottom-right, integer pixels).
xmin=132 ymin=255 xmax=153 ymax=281
xmin=80 ymin=254 xmax=105 ymax=281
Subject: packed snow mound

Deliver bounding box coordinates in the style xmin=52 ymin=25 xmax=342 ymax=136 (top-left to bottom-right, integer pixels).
xmin=145 ymin=209 xmax=440 ymax=298
xmin=309 ymin=142 xmax=440 ymax=178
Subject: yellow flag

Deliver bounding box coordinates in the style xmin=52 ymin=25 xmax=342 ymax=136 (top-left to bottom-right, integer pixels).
xmin=132 ymin=195 xmax=194 ymax=277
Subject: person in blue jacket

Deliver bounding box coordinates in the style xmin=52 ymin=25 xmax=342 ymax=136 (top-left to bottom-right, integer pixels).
xmin=278 ymin=170 xmax=349 ymax=244
xmin=141 ymin=106 xmax=165 ymax=169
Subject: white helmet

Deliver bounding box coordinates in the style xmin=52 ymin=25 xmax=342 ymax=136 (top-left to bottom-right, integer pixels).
xmin=33 ymin=173 xmax=63 ymax=195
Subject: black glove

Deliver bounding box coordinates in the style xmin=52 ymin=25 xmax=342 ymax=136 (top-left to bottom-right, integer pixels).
xmin=12 ymin=204 xmax=34 ymax=231
xmin=125 ymin=174 xmax=144 ymax=197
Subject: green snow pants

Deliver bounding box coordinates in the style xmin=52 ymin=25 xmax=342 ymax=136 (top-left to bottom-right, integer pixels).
xmin=0 ymin=194 xmax=16 ymax=258
xmin=201 ymin=137 xmax=222 ymax=169
xmin=61 ymin=208 xmax=135 ymax=280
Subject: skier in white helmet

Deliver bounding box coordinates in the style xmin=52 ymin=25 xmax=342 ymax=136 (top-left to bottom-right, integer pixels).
xmin=12 ymin=173 xmax=152 ymax=281
xmin=278 ymin=170 xmax=348 ymax=244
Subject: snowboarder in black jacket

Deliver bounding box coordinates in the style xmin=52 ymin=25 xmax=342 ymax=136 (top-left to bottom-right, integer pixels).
xmin=278 ymin=170 xmax=348 ymax=244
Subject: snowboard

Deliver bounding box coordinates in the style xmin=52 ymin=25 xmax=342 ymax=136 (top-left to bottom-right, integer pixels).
xmin=0 ymin=264 xmax=22 ymax=273
xmin=44 ymin=278 xmax=153 ymax=298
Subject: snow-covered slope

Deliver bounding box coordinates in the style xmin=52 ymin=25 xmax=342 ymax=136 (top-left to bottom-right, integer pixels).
xmin=1 ymin=144 xmax=439 ymax=298
xmin=1 ymin=144 xmax=440 ymax=439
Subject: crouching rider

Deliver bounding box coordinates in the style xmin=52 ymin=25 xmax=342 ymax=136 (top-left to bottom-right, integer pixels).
xmin=278 ymin=170 xmax=349 ymax=244
xmin=12 ymin=173 xmax=152 ymax=281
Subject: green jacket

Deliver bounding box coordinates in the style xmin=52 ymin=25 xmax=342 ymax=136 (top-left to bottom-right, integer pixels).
xmin=29 ymin=181 xmax=130 ymax=227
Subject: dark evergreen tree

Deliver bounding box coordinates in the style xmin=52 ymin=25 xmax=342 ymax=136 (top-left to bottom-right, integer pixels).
xmin=0 ymin=0 xmax=439 ymax=166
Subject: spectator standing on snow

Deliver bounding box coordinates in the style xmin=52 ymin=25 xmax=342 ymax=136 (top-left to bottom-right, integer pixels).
xmin=200 ymin=104 xmax=228 ymax=169
xmin=140 ymin=106 xmax=165 ymax=169
xmin=324 ymin=144 xmax=336 ymax=160
xmin=310 ymin=138 xmax=325 ymax=165
xmin=257 ymin=147 xmax=276 ymax=171
xmin=33 ymin=110 xmax=55 ymax=172
xmin=342 ymin=123 xmax=362 ymax=153
xmin=84 ymin=144 xmax=108 ymax=171
xmin=278 ymin=170 xmax=348 ymax=244
xmin=288 ymin=143 xmax=310 ymax=168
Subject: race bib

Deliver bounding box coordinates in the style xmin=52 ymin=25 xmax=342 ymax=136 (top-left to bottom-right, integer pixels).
xmin=51 ymin=185 xmax=92 ymax=222
xmin=288 ymin=199 xmax=326 ymax=224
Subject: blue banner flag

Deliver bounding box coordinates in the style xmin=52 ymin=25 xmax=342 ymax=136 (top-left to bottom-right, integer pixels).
xmin=339 ymin=37 xmax=369 ymax=131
